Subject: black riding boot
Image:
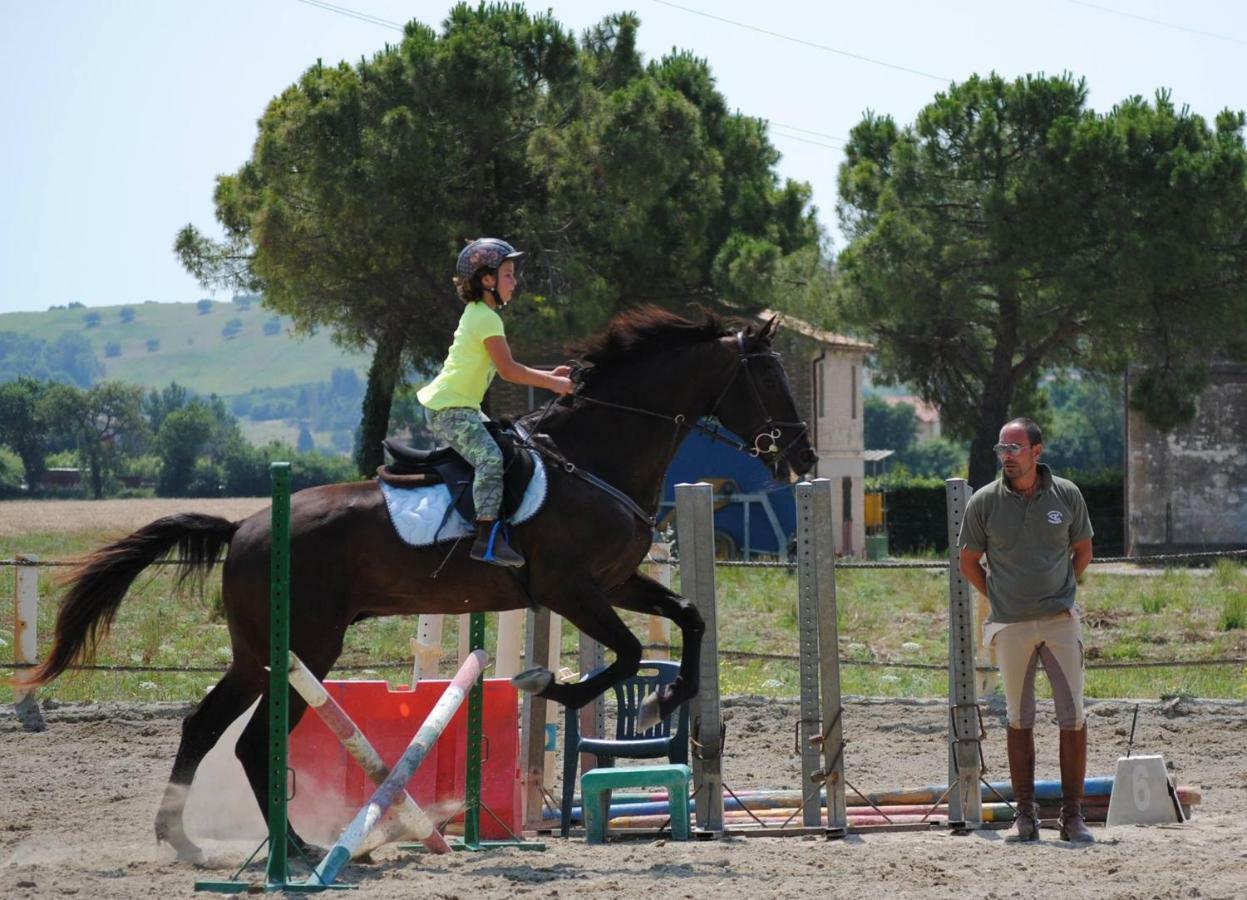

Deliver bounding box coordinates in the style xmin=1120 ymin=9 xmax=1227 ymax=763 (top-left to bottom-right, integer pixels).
xmin=470 ymin=519 xmax=525 ymax=568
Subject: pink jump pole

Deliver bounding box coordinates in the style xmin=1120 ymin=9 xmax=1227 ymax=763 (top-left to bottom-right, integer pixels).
xmin=309 ymin=649 xmax=489 ymax=887
xmin=287 ymin=653 xmax=450 ymax=856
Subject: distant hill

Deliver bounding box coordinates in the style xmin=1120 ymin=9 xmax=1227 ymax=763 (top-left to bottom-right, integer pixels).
xmin=0 ymin=299 xmax=371 ymax=396
xmin=0 ymin=299 xmax=376 ymax=453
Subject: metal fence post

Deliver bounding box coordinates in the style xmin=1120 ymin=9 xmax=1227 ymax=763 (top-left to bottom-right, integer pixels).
xmin=676 ymin=482 xmax=722 ymax=833
xmin=797 ymin=479 xmax=846 ymax=833
xmin=577 ymin=632 xmax=605 ymax=780
xmin=945 ymin=478 xmax=982 ymax=829
xmin=520 ymin=607 xmax=551 ymax=830
xmin=14 ymin=555 xmax=46 ymax=732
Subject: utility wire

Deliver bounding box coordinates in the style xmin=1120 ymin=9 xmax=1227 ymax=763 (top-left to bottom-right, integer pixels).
xmin=769 ymin=129 xmax=845 ymax=153
xmin=651 ymin=0 xmax=950 ymax=82
xmin=292 ymin=0 xmax=404 ymax=32
xmin=1066 ymin=0 xmax=1246 ymax=46
xmin=769 ymin=122 xmax=850 ymax=145
xmin=289 ymin=0 xmax=859 ymax=154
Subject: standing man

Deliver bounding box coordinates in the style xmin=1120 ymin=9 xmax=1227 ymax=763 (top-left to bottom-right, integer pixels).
xmin=958 ymin=418 xmax=1095 ymax=843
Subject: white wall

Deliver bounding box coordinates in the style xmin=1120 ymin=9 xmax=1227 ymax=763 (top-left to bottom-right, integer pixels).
xmin=813 ymin=350 xmax=867 ymax=556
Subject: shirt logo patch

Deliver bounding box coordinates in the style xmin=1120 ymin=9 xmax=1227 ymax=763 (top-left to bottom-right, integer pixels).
xmin=1047 ymin=510 xmax=1064 ymax=525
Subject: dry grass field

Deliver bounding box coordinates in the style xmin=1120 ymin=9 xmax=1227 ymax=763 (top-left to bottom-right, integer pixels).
xmin=0 ymin=497 xmax=271 ymax=537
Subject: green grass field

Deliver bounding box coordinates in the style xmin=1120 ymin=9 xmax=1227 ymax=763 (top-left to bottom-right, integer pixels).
xmin=0 ymin=299 xmax=370 ymax=396
xmin=4 ymin=526 xmax=1244 ymax=705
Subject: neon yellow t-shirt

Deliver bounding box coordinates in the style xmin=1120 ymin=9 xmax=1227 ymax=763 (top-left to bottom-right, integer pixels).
xmin=417 ymin=302 xmax=506 ymax=410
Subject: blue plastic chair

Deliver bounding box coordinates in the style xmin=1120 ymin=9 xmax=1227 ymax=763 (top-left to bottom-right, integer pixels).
xmin=559 ymin=659 xmax=690 ymax=837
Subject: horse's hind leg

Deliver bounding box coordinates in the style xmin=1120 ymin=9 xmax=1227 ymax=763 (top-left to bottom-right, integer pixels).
xmin=234 ymin=647 xmax=338 ymax=860
xmin=156 ymin=663 xmax=264 ymax=862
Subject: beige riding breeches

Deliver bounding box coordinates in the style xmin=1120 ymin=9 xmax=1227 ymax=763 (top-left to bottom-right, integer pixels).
xmin=987 ymin=609 xmax=1085 ymax=730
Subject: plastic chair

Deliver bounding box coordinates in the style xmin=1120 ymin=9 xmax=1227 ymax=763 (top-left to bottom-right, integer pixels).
xmin=559 ymin=659 xmax=690 ymax=837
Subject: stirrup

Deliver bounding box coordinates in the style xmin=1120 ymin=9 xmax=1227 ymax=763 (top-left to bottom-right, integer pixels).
xmin=471 ymin=520 xmax=525 ymax=568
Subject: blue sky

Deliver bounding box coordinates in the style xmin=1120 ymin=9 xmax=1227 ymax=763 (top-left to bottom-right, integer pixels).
xmin=2 ymin=0 xmax=1244 ymax=314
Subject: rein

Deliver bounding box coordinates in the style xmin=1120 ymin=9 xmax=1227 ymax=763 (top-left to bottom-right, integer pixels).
xmin=519 ymin=336 xmax=810 ymax=528
xmin=575 ymin=345 xmax=810 ymax=462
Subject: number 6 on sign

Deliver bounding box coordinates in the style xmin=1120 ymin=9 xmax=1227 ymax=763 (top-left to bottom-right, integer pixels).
xmin=1106 ymin=755 xmax=1185 ymax=827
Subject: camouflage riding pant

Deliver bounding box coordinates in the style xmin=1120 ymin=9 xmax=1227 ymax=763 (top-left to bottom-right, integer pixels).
xmin=424 ymin=406 xmax=504 ymax=521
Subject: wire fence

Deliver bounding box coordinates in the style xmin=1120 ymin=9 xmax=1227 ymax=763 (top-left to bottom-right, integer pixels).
xmin=5 ymin=546 xmax=1247 ymax=570
xmin=8 ymin=648 xmax=1245 ymax=677
xmin=4 ymin=548 xmax=1245 ymax=679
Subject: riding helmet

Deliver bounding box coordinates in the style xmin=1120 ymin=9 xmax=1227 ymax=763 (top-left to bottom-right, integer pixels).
xmin=456 ymin=238 xmax=525 ymax=280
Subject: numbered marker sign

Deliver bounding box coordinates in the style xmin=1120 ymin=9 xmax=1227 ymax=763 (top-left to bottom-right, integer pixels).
xmin=1106 ymin=755 xmax=1185 ymax=827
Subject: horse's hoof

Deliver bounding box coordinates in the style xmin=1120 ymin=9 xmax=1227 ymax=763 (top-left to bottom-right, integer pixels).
xmin=166 ymin=839 xmax=208 ymax=866
xmin=637 ymin=691 xmax=662 ymax=732
xmin=157 ymin=822 xmax=207 ymax=865
xmin=292 ymin=840 xmax=328 ymax=866
xmin=512 ymin=667 xmax=554 ymax=694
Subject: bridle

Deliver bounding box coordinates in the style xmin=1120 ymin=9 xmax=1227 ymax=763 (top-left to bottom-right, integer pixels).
xmin=702 ymin=336 xmax=811 ymax=463
xmin=518 ymin=332 xmax=811 ymax=527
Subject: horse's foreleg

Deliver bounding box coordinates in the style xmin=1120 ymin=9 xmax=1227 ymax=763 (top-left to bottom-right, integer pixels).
xmin=607 ymin=572 xmax=704 ymax=729
xmin=156 ymin=664 xmax=264 ymax=862
xmin=514 ymin=590 xmax=642 ymax=710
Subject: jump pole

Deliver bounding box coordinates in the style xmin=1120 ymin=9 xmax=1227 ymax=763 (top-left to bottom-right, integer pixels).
xmin=286 ymin=653 xmax=450 ymax=856
xmin=312 ymin=649 xmax=489 ymax=885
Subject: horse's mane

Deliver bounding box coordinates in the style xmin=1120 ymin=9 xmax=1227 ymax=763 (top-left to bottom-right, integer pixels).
xmin=572 ymin=306 xmax=731 ymax=379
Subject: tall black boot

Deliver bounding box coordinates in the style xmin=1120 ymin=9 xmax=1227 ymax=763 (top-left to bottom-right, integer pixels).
xmin=1006 ymin=726 xmax=1040 ymax=842
xmin=470 ymin=519 xmax=525 ymax=568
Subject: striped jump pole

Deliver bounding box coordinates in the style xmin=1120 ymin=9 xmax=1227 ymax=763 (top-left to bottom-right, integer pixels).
xmin=311 ymin=649 xmax=489 ymax=887
xmin=286 ymin=653 xmax=450 ymax=856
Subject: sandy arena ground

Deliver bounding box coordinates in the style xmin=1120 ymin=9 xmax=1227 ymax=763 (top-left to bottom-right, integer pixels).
xmin=3 ymin=693 xmax=1245 ymax=899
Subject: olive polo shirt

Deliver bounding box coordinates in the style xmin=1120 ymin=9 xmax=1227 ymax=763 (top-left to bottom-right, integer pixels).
xmin=957 ymin=464 xmax=1094 ymax=624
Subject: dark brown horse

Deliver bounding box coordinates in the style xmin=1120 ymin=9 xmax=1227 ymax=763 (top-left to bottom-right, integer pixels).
xmin=26 ymin=307 xmax=815 ymax=861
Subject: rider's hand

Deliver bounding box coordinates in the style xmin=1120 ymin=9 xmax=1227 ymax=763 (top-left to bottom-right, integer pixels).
xmin=550 ymin=375 xmax=574 ymax=396
xmin=551 ymin=365 xmax=572 ymax=377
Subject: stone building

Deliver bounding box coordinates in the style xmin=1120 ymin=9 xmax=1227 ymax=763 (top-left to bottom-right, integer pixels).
xmin=766 ymin=312 xmax=872 ymax=556
xmin=1125 ymin=362 xmax=1247 ymax=554
xmin=487 ymin=309 xmax=872 ymax=556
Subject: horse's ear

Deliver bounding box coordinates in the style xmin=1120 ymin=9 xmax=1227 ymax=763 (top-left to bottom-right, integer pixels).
xmin=748 ymin=315 xmax=779 ymax=349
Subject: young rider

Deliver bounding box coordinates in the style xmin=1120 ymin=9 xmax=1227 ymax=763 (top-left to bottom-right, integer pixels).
xmin=417 ymin=238 xmax=573 ymax=568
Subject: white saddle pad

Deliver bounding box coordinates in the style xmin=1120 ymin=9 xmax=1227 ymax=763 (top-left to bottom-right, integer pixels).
xmin=379 ymin=451 xmax=548 ymax=547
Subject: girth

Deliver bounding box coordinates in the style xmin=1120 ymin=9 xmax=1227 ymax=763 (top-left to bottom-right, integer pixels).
xmin=377 ymin=420 xmax=535 ymax=524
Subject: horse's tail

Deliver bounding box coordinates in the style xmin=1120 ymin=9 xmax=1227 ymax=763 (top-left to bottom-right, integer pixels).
xmin=23 ymin=513 xmax=240 ymax=686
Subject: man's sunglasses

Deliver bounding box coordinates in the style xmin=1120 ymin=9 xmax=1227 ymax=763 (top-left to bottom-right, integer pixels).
xmin=993 ymin=442 xmax=1028 ymax=457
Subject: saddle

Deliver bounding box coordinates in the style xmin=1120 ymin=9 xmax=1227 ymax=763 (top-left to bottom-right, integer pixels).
xmin=377 ymin=420 xmax=536 ymax=524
